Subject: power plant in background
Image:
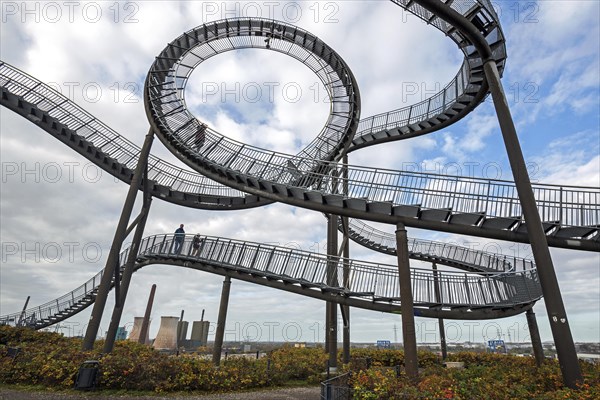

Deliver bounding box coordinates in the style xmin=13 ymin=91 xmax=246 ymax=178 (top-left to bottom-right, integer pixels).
xmin=126 ymin=308 xmax=210 ymax=352
xmin=153 ymin=316 xmax=180 ymax=350
xmin=115 ymin=326 xmax=128 ymax=341
xmin=189 ymin=320 xmax=210 ymax=347
xmin=177 ymin=320 xmax=189 ymax=343
xmin=181 ymin=309 xmax=211 ymax=350
xmin=128 ymin=316 xmax=150 ymax=344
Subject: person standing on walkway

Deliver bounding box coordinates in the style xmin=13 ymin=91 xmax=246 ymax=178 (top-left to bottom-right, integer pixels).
xmin=173 ymin=224 xmax=185 ymax=254
xmin=192 ymin=233 xmax=203 ymax=257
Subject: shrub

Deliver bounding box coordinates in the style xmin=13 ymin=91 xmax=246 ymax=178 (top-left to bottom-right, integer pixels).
xmin=1 ymin=325 xmax=599 ymax=398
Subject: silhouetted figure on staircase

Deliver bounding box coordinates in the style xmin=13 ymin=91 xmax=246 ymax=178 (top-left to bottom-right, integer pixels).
xmin=173 ymin=224 xmax=185 ymax=254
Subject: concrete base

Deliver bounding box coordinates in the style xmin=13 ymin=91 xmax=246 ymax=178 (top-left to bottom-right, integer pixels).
xmin=444 ymin=362 xmax=464 ymax=369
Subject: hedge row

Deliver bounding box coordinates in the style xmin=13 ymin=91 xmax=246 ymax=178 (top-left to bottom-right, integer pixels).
xmin=1 ymin=325 xmax=599 ymax=399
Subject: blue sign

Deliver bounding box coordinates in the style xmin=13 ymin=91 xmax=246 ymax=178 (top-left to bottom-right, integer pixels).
xmin=487 ymin=339 xmax=506 ymax=353
xmin=377 ymin=340 xmax=391 ymax=349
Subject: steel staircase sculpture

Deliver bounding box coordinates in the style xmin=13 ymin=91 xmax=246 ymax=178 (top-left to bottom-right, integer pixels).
xmin=0 ymin=0 xmax=598 ymax=333
xmin=143 ymin=16 xmax=600 ymax=251
xmin=0 ymin=234 xmax=542 ymax=329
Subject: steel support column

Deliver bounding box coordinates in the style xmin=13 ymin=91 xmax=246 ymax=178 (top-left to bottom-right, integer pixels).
xmin=483 ymin=60 xmax=582 ymax=387
xmin=341 ymin=154 xmax=351 ymax=364
xmin=103 ymin=197 xmax=153 ymax=352
xmin=342 ymin=218 xmax=351 ymax=364
xmin=17 ymin=296 xmax=30 ymax=326
xmin=213 ymin=276 xmax=231 ymax=366
xmin=412 ymin=0 xmax=583 ymax=388
xmin=432 ymin=263 xmax=447 ymax=360
xmin=82 ymin=129 xmax=155 ymax=350
xmin=327 ymin=214 xmax=338 ymax=371
xmin=526 ymin=308 xmax=545 ymax=367
xmin=325 ymin=299 xmax=330 ymax=353
xmin=395 ymin=223 xmax=418 ymax=382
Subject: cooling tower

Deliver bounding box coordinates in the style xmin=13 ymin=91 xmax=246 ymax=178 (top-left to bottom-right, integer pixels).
xmin=128 ymin=317 xmax=150 ymax=344
xmin=177 ymin=321 xmax=189 ymax=342
xmin=152 ymin=316 xmax=179 ymax=350
xmin=190 ymin=320 xmax=210 ymax=346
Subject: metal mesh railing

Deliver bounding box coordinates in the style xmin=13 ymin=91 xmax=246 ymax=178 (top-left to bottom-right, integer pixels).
xmin=157 ymin=118 xmax=600 ymax=228
xmin=346 ymin=219 xmax=535 ymax=273
xmin=4 ymin=51 xmax=597 ymax=230
xmin=137 ymin=235 xmax=542 ymax=307
xmin=0 ymin=234 xmax=542 ymax=328
xmin=346 ymin=0 xmax=507 ymax=141
xmin=321 ymin=372 xmax=352 ymax=400
xmin=354 ymin=59 xmax=471 ymax=139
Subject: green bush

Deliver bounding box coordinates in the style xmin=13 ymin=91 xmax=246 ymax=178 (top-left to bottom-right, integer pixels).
xmin=0 ymin=326 xmax=323 ymax=392
xmin=1 ymin=325 xmax=599 ymax=398
xmin=349 ymin=350 xmax=600 ymax=399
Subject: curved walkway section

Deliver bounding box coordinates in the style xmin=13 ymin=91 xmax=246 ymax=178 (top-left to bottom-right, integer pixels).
xmin=350 ymin=0 xmax=506 ymax=149
xmin=0 ymin=234 xmax=542 ymax=329
xmin=344 ymin=219 xmax=531 ymax=274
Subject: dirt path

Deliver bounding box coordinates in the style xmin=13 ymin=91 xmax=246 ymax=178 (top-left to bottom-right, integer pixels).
xmin=0 ymin=386 xmax=321 ymax=400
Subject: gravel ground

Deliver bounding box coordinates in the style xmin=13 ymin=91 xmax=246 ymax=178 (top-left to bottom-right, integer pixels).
xmin=0 ymin=386 xmax=321 ymax=400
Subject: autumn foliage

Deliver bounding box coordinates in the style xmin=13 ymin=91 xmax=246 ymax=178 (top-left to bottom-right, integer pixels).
xmin=1 ymin=325 xmax=599 ymax=398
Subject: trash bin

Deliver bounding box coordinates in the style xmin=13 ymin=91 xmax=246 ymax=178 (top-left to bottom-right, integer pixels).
xmin=75 ymin=360 xmax=99 ymax=390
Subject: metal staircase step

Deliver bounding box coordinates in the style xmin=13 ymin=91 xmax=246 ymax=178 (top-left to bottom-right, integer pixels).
xmin=345 ymin=291 xmax=375 ymax=297
xmin=373 ymin=130 xmax=391 ymax=140
xmin=289 ymin=187 xmax=306 ymax=199
xmin=344 ymin=198 xmax=367 ymax=212
xmin=449 ymin=305 xmax=471 ymax=311
xmin=273 ymin=183 xmax=290 ymax=196
xmin=554 ymin=226 xmax=597 ymax=239
xmin=305 ymin=191 xmax=323 ymax=203
xmin=516 ymin=221 xmax=559 ymax=235
xmin=420 ymin=208 xmax=451 ymax=222
xmin=418 ymin=302 xmax=442 ymax=308
xmin=450 ymin=212 xmax=485 ymax=226
xmin=481 ymin=216 xmax=521 ymax=230
xmin=393 ymin=205 xmax=420 ymax=218
xmin=324 ymin=194 xmax=344 ymax=207
xmin=367 ymin=201 xmax=392 ymax=214
xmin=322 ymin=286 xmax=345 ymax=294
xmin=297 ymin=279 xmax=322 ymax=288
xmin=373 ymin=296 xmax=400 ymax=302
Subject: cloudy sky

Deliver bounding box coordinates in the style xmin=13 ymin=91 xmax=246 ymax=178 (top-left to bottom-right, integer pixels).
xmin=1 ymin=1 xmax=598 ymax=346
